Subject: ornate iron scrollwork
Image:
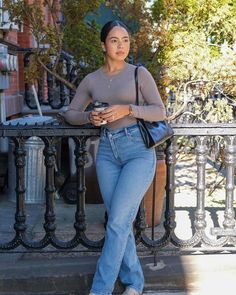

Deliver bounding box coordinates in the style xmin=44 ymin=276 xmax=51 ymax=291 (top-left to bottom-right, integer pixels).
xmin=1 ymin=122 xmax=236 ymax=252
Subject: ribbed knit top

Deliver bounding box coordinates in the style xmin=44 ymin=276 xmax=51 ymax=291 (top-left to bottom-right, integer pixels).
xmin=62 ymin=63 xmax=166 ymax=129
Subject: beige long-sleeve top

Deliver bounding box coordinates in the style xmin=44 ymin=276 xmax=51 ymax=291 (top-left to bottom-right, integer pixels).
xmin=62 ymin=63 xmax=166 ymax=129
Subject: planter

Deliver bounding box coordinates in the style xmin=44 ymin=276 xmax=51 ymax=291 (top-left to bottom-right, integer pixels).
xmin=144 ymin=149 xmax=166 ymax=227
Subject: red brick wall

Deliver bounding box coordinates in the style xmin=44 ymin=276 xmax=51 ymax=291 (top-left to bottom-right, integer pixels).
xmin=1 ymin=0 xmax=61 ymax=118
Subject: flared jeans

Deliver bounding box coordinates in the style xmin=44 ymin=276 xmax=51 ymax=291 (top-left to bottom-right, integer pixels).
xmin=91 ymin=124 xmax=156 ymax=295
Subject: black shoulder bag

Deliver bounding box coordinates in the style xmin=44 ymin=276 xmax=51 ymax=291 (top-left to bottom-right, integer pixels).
xmin=135 ymin=66 xmax=174 ymax=148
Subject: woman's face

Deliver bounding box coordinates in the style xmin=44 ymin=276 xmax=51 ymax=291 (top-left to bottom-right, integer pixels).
xmin=102 ymin=26 xmax=130 ymax=62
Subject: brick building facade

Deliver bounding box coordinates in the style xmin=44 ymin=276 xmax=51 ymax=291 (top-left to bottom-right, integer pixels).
xmin=0 ymin=1 xmax=57 ymax=119
xmin=0 ymin=28 xmax=30 ymax=118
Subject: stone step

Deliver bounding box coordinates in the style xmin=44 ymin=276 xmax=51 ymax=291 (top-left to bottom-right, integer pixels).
xmin=0 ymin=253 xmax=236 ymax=294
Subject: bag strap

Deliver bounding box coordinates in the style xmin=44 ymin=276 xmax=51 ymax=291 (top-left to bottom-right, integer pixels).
xmin=135 ymin=66 xmax=140 ymax=106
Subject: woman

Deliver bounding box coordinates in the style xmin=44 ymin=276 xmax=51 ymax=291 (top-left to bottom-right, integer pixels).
xmin=63 ymin=20 xmax=166 ymax=295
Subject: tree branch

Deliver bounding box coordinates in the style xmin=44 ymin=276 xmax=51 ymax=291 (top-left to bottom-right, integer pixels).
xmin=37 ymin=58 xmax=76 ymax=91
xmin=44 ymin=0 xmax=62 ymax=70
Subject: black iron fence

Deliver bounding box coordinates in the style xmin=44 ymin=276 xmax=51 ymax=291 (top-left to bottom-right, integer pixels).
xmin=0 ymin=121 xmax=236 ymax=252
xmin=23 ymin=51 xmax=77 ymax=109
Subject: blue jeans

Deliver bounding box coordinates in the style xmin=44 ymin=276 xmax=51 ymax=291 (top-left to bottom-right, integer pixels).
xmin=90 ymin=124 xmax=156 ymax=295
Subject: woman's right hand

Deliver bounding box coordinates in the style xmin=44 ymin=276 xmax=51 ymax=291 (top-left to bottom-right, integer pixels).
xmin=89 ymin=111 xmax=103 ymax=126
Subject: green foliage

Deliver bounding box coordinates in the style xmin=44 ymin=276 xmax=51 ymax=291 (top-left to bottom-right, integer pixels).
xmin=166 ymin=31 xmax=212 ymax=83
xmin=3 ymin=0 xmax=236 ymax=121
xmin=61 ymin=0 xmax=104 ymax=74
xmin=205 ymin=99 xmax=233 ymax=123
xmin=151 ymin=0 xmax=236 ymax=122
xmin=193 ymin=98 xmax=234 ymax=123
xmin=3 ymin=0 xmax=104 ymax=88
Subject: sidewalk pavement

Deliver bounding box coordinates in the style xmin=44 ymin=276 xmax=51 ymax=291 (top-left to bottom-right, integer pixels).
xmin=0 ymin=154 xmax=235 ymax=294
xmin=1 ymin=247 xmax=236 ymax=295
xmin=0 ymin=192 xmax=236 ymax=295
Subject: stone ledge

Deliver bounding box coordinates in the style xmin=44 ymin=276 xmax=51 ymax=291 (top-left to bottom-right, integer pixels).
xmin=0 ymin=254 xmax=236 ymax=294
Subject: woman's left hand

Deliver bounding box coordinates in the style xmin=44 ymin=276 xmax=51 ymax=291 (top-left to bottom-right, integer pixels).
xmin=100 ymin=105 xmax=130 ymax=123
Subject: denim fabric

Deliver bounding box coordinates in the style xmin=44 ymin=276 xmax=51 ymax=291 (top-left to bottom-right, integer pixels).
xmin=90 ymin=124 xmax=156 ymax=295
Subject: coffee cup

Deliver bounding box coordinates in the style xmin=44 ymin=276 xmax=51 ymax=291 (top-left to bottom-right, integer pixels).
xmin=93 ymin=101 xmax=109 ymax=125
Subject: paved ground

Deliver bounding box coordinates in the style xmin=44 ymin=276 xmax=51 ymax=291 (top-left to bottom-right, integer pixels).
xmin=1 ymin=250 xmax=236 ymax=294
xmin=0 ymin=153 xmax=235 ymax=294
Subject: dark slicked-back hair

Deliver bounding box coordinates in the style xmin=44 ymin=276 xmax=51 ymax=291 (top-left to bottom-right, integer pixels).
xmin=100 ymin=20 xmax=129 ymax=43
